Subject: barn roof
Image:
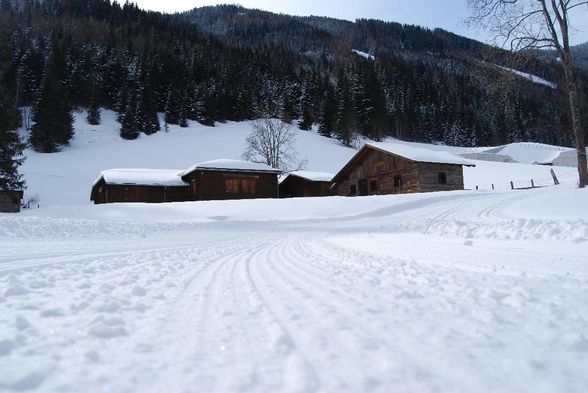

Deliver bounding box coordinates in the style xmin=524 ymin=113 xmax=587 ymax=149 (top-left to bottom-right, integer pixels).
xmin=332 ymin=142 xmax=475 ymax=184
xmin=93 ymin=169 xmax=187 ymax=187
xmin=279 ymin=171 xmax=334 ymax=184
xmin=181 ymin=159 xmax=281 ymax=176
xmin=367 ymin=142 xmax=476 ymax=166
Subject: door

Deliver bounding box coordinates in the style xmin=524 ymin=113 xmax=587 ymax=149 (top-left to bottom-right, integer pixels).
xmin=358 ymin=178 xmax=368 ymax=196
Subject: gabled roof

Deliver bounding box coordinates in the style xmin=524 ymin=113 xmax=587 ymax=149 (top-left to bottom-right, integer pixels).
xmin=367 ymin=142 xmax=476 ymax=166
xmin=279 ymin=171 xmax=334 ymax=184
xmin=181 ymin=159 xmax=281 ymax=176
xmin=332 ymin=142 xmax=475 ymax=183
xmin=93 ymin=169 xmax=187 ymax=187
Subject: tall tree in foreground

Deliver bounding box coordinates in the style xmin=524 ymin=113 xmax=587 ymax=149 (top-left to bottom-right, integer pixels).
xmin=0 ymin=34 xmax=26 ymax=190
xmin=467 ymin=0 xmax=588 ymax=187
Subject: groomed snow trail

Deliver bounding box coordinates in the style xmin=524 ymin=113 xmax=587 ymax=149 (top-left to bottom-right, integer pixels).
xmin=1 ymin=188 xmax=587 ymax=392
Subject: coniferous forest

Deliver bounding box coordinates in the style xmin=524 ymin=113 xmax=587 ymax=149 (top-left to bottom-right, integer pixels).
xmin=0 ymin=0 xmax=587 ymax=155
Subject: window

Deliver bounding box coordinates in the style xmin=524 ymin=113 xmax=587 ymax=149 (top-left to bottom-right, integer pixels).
xmin=438 ymin=172 xmax=447 ymax=185
xmin=370 ymin=180 xmax=377 ymax=193
xmin=350 ymin=184 xmax=357 ymax=196
xmin=224 ymin=177 xmax=257 ymax=194
xmin=394 ymin=175 xmax=402 ymax=188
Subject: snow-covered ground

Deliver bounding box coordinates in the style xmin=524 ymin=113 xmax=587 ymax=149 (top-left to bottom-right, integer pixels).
xmin=3 ymin=109 xmax=587 ymax=392
xmin=1 ymin=184 xmax=587 ymax=392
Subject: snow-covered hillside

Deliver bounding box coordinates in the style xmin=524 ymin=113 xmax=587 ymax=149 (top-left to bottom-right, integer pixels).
xmin=19 ymin=110 xmax=579 ymax=206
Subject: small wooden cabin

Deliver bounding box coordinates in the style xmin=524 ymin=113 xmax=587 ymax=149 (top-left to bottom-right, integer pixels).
xmin=0 ymin=190 xmax=23 ymax=213
xmin=180 ymin=159 xmax=281 ymax=201
xmin=90 ymin=169 xmax=190 ymax=204
xmin=279 ymin=171 xmax=334 ymax=198
xmin=331 ymin=142 xmax=475 ymax=196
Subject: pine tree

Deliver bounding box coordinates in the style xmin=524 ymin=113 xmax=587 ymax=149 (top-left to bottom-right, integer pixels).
xmin=29 ymin=44 xmax=74 ymax=153
xmin=87 ymin=89 xmax=101 ymax=125
xmin=318 ymin=79 xmax=336 ymax=138
xmin=0 ymin=34 xmax=26 ymax=190
xmin=335 ymin=71 xmax=356 ymax=146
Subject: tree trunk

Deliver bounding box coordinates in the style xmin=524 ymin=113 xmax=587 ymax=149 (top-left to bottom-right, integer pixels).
xmin=564 ymin=64 xmax=588 ymax=188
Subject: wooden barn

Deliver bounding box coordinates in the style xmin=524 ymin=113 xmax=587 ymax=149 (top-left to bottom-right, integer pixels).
xmin=0 ymin=190 xmax=23 ymax=213
xmin=180 ymin=159 xmax=281 ymax=201
xmin=331 ymin=142 xmax=475 ymax=196
xmin=279 ymin=171 xmax=334 ymax=198
xmin=90 ymin=169 xmax=190 ymax=204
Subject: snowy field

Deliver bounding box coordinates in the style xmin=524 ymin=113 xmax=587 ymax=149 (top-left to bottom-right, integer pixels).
xmin=2 ymin=111 xmax=587 ymax=392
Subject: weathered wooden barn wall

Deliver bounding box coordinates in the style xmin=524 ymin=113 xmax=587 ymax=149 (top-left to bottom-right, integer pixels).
xmin=418 ymin=163 xmax=465 ymax=192
xmin=279 ymin=176 xmax=332 ymax=198
xmin=91 ymin=181 xmax=190 ymax=204
xmin=0 ymin=190 xmax=23 ymax=213
xmin=334 ymin=147 xmax=465 ymax=196
xmin=183 ymin=171 xmax=278 ymax=200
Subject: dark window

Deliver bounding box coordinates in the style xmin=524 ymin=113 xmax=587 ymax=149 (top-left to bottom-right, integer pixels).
xmin=438 ymin=172 xmax=447 ymax=185
xmin=370 ymin=180 xmax=377 ymax=193
xmin=394 ymin=175 xmax=402 ymax=188
xmin=358 ymin=179 xmax=368 ymax=196
xmin=224 ymin=178 xmax=256 ymax=194
xmin=350 ymin=185 xmax=357 ymax=196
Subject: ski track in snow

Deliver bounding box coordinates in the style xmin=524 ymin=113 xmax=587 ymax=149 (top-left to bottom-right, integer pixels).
xmin=1 ymin=190 xmax=588 ymax=392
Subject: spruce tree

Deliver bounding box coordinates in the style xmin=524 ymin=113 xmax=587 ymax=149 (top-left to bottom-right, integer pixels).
xmin=87 ymin=91 xmax=101 ymax=125
xmin=0 ymin=35 xmax=26 ymax=190
xmin=29 ymin=45 xmax=74 ymax=153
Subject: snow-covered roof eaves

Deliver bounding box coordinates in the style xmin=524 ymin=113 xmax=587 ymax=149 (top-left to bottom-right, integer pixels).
xmin=281 ymin=171 xmax=334 ymax=183
xmin=181 ymin=159 xmax=281 ymax=176
xmin=94 ymin=169 xmax=187 ymax=187
xmin=367 ymin=142 xmax=476 ymax=167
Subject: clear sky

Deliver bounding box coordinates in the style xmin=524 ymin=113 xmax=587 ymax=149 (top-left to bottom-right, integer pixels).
xmin=132 ymin=0 xmax=588 ymax=45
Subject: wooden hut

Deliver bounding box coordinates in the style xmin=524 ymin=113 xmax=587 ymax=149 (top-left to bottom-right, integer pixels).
xmin=331 ymin=142 xmax=475 ymax=196
xmin=90 ymin=169 xmax=190 ymax=204
xmin=180 ymin=159 xmax=281 ymax=201
xmin=279 ymin=171 xmax=334 ymax=198
xmin=0 ymin=190 xmax=23 ymax=213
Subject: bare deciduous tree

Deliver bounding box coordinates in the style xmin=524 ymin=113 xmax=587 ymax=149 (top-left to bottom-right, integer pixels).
xmin=468 ymin=0 xmax=588 ymax=187
xmin=243 ymin=118 xmax=306 ymax=172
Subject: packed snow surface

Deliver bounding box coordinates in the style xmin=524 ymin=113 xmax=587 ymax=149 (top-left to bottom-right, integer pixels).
xmin=93 ymin=168 xmax=185 ymax=187
xmin=367 ymin=142 xmax=476 ymax=167
xmin=181 ymin=159 xmax=281 ymax=176
xmin=1 ymin=184 xmax=587 ymax=392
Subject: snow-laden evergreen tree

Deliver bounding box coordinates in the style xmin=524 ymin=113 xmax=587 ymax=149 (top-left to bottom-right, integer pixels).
xmin=0 ymin=33 xmax=26 ymax=190
xmin=87 ymin=87 xmax=101 ymax=125
xmin=29 ymin=40 xmax=74 ymax=153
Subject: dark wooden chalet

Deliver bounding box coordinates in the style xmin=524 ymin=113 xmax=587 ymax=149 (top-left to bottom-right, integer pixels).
xmin=90 ymin=169 xmax=190 ymax=204
xmin=0 ymin=190 xmax=23 ymax=213
xmin=279 ymin=171 xmax=334 ymax=198
xmin=180 ymin=159 xmax=281 ymax=201
xmin=331 ymin=142 xmax=475 ymax=196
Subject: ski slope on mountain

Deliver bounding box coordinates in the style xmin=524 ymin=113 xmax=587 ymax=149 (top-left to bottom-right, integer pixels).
xmin=1 ymin=183 xmax=587 ymax=393
xmin=19 ymin=110 xmax=579 ymax=206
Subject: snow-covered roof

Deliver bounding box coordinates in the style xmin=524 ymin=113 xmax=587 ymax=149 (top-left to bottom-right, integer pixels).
xmin=181 ymin=159 xmax=281 ymax=176
xmin=280 ymin=171 xmax=334 ymax=184
xmin=367 ymin=142 xmax=476 ymax=166
xmin=94 ymin=169 xmax=187 ymax=187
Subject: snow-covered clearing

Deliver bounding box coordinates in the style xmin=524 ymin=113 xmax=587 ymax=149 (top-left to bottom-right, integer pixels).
xmin=1 ymin=184 xmax=587 ymax=392
xmin=4 ymin=109 xmax=587 ymax=392
xmin=19 ymin=110 xmax=578 ymax=206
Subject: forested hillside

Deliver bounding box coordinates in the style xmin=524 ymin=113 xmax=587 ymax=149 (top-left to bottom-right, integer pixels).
xmin=1 ymin=0 xmax=585 ymax=153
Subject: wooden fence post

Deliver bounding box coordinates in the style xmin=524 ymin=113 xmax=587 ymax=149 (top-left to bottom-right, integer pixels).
xmin=476 ymin=185 xmax=478 ymax=190
xmin=550 ymin=169 xmax=560 ymax=185
xmin=492 ymin=184 xmax=494 ymax=190
xmin=510 ymin=181 xmax=514 ymax=190
xmin=531 ymin=179 xmax=535 ymax=188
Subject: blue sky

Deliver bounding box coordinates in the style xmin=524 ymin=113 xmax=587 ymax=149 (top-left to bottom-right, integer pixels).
xmin=133 ymin=0 xmax=588 ymax=45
